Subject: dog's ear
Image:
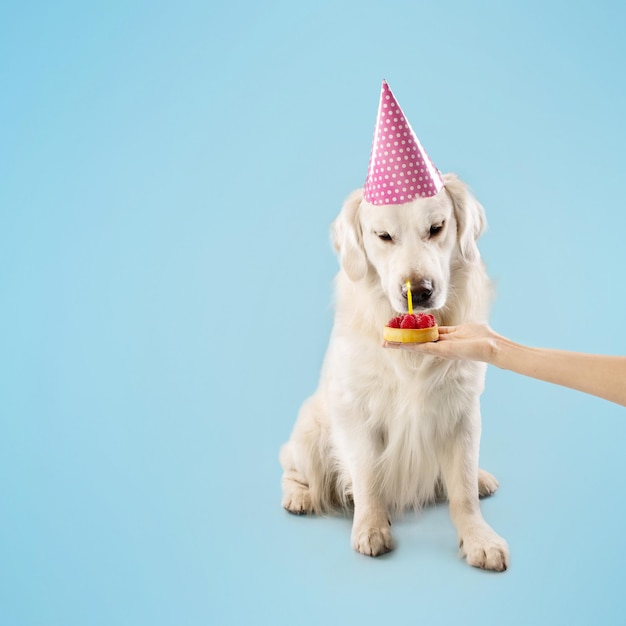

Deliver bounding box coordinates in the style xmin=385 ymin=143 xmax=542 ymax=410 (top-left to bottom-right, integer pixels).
xmin=332 ymin=188 xmax=367 ymax=281
xmin=443 ymin=173 xmax=486 ymax=262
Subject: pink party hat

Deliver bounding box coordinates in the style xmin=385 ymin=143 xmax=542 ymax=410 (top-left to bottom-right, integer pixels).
xmin=364 ymin=81 xmax=444 ymax=205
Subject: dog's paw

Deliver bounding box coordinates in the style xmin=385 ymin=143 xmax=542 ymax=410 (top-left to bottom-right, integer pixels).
xmin=282 ymin=479 xmax=315 ymax=515
xmin=351 ymin=522 xmax=394 ymax=557
xmin=459 ymin=527 xmax=509 ymax=572
xmin=478 ymin=468 xmax=499 ymax=498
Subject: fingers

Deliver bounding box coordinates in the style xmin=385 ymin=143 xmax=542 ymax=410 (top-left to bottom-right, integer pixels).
xmin=383 ymin=341 xmax=406 ymax=349
xmin=435 ymin=325 xmax=457 ymax=336
xmin=382 ymin=340 xmax=442 ymax=352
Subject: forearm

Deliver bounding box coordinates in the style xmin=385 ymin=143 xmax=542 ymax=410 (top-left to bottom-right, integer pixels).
xmin=491 ymin=338 xmax=626 ymax=407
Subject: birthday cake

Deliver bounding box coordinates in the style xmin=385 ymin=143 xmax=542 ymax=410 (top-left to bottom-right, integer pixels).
xmin=383 ymin=312 xmax=439 ymax=343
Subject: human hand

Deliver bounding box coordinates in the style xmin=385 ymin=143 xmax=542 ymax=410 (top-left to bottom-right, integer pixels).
xmin=383 ymin=323 xmax=502 ymax=364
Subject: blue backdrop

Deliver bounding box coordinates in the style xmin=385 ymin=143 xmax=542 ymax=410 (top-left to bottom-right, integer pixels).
xmin=2 ymin=1 xmax=625 ymax=625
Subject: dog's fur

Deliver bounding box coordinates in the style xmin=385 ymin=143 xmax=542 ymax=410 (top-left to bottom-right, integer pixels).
xmin=279 ymin=173 xmax=509 ymax=571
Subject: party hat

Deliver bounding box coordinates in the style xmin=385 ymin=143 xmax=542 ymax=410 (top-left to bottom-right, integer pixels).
xmin=364 ymin=81 xmax=444 ymax=205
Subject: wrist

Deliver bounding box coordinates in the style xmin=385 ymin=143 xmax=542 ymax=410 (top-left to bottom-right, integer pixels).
xmin=488 ymin=335 xmax=510 ymax=369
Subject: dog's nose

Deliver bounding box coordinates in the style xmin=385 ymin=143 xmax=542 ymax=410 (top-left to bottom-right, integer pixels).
xmin=403 ymin=279 xmax=434 ymax=307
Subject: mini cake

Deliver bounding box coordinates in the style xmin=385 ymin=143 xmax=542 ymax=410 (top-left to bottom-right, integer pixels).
xmin=383 ymin=312 xmax=439 ymax=343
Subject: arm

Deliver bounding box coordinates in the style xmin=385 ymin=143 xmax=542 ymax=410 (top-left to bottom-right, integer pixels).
xmin=494 ymin=338 xmax=626 ymax=407
xmin=384 ymin=324 xmax=626 ymax=407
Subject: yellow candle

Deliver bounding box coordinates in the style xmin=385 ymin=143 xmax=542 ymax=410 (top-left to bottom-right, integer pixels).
xmin=406 ymin=280 xmax=413 ymax=314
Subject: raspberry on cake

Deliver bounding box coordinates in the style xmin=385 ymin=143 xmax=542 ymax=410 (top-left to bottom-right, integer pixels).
xmin=415 ymin=313 xmax=436 ymax=328
xmin=400 ymin=314 xmax=418 ymax=329
xmin=387 ymin=316 xmax=403 ymax=328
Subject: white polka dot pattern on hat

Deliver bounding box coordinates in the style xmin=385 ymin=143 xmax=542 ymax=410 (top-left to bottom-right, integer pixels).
xmin=364 ymin=81 xmax=444 ymax=206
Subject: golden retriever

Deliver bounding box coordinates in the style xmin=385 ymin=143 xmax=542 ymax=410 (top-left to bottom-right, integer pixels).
xmin=279 ymin=173 xmax=509 ymax=571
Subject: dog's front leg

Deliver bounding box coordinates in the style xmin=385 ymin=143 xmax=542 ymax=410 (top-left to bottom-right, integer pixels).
xmin=440 ymin=405 xmax=509 ymax=571
xmin=350 ymin=467 xmax=393 ymax=557
xmin=336 ymin=426 xmax=393 ymax=557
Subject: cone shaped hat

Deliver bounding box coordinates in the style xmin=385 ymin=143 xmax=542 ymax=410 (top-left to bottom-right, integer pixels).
xmin=364 ymin=81 xmax=444 ymax=205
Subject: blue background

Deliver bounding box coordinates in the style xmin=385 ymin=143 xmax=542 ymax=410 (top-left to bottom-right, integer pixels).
xmin=2 ymin=1 xmax=626 ymax=625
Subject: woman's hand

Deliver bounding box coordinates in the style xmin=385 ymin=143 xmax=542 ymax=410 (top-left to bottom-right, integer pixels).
xmin=383 ymin=323 xmax=502 ymax=364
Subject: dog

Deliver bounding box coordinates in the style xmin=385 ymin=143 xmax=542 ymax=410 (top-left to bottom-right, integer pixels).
xmin=279 ymin=173 xmax=509 ymax=571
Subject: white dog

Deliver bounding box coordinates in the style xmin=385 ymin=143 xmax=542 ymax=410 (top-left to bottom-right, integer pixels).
xmin=279 ymin=173 xmax=509 ymax=571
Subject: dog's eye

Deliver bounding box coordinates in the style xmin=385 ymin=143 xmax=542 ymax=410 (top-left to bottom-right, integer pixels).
xmin=377 ymin=232 xmax=393 ymax=242
xmin=429 ymin=222 xmax=444 ymax=238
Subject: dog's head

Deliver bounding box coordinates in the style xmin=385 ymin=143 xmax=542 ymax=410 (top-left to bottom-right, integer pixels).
xmin=332 ymin=173 xmax=486 ymax=314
